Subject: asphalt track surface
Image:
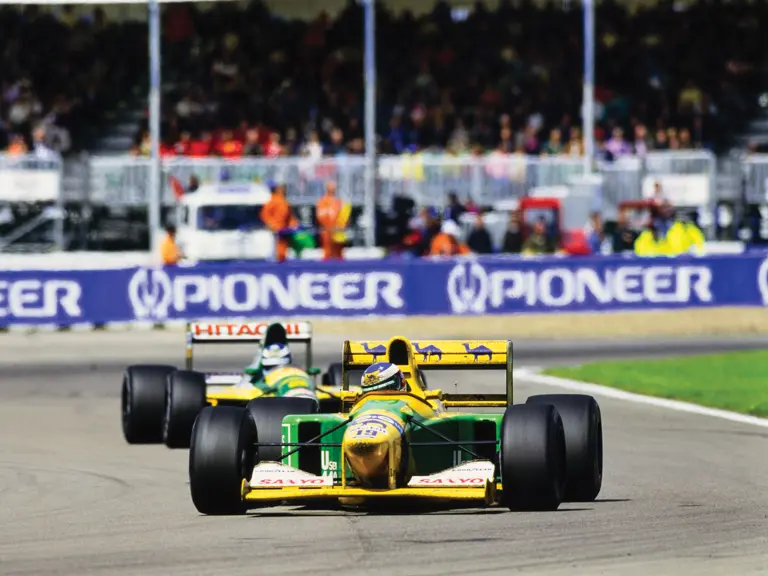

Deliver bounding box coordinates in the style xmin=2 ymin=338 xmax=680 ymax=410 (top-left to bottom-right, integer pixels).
xmin=1 ymin=333 xmax=767 ymax=575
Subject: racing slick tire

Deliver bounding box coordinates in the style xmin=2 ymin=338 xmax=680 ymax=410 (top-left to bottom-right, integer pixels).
xmin=245 ymin=397 xmax=319 ymax=463
xmin=122 ymin=364 xmax=176 ymax=444
xmin=526 ymin=394 xmax=603 ymax=502
xmin=189 ymin=406 xmax=255 ymax=515
xmin=499 ymin=403 xmax=566 ymax=512
xmin=164 ymin=370 xmax=207 ymax=449
xmin=322 ymin=362 xmax=343 ymax=386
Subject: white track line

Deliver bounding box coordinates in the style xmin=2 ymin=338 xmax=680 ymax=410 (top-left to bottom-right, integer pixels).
xmin=514 ymin=367 xmax=768 ymax=429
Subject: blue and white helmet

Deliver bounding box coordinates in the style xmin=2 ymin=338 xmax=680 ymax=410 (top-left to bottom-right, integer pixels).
xmin=361 ymin=362 xmax=406 ymax=392
xmin=260 ymin=343 xmax=292 ymax=373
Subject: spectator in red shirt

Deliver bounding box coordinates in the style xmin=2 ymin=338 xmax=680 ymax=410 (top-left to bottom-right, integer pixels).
xmin=188 ymin=132 xmax=213 ymax=157
xmin=215 ymin=130 xmax=243 ymax=158
xmin=174 ymin=132 xmax=192 ymax=155
xmin=160 ymin=141 xmax=177 ymax=157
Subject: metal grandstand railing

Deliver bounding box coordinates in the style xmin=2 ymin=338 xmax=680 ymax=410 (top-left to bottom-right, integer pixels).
xmin=0 ymin=206 xmax=65 ymax=252
xmin=83 ymin=151 xmax=717 ymax=211
xmin=0 ymin=150 xmax=722 ymax=209
xmin=6 ymin=149 xmax=765 ymax=250
xmin=0 ymin=154 xmax=66 ymax=251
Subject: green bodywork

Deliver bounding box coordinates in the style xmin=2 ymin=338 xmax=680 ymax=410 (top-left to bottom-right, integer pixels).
xmin=243 ymin=365 xmax=266 ymax=386
xmin=252 ymin=366 xmax=316 ymax=397
xmin=280 ymin=396 xmax=503 ymax=482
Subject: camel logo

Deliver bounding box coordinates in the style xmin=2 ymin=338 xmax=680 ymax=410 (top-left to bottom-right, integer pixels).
xmin=127 ymin=267 xmax=173 ymax=320
xmin=462 ymin=342 xmax=493 ymax=362
xmin=759 ymin=257 xmax=768 ymax=306
xmin=362 ymin=342 xmax=386 ymax=361
xmin=413 ymin=342 xmax=443 ymax=361
xmin=447 ymin=261 xmax=490 ymax=314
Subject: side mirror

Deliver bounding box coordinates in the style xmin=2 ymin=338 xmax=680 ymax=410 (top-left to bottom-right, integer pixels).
xmin=308 ymin=367 xmax=322 ymax=376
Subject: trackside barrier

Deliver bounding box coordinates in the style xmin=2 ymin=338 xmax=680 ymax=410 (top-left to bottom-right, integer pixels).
xmin=0 ymin=150 xmax=727 ymax=211
xmin=0 ymin=155 xmax=63 ymax=203
xmin=85 ymin=152 xmax=716 ymax=209
xmin=742 ymin=154 xmax=768 ymax=205
xmin=2 ymin=254 xmax=768 ymax=328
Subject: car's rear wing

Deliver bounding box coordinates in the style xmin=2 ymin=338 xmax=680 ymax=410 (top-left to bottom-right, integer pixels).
xmin=340 ymin=337 xmax=513 ymax=408
xmin=185 ymin=321 xmax=313 ymax=370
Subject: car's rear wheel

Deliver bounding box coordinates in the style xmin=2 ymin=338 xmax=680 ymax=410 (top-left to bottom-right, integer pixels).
xmin=499 ymin=403 xmax=566 ymax=511
xmin=318 ymin=395 xmax=342 ymax=414
xmin=245 ymin=397 xmax=319 ymax=463
xmin=164 ymin=370 xmax=207 ymax=449
xmin=526 ymin=394 xmax=603 ymax=501
xmin=189 ymin=406 xmax=255 ymax=515
xmin=122 ymin=365 xmax=176 ymax=444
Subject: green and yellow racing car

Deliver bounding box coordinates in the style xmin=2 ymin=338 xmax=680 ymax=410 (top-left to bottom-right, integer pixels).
xmin=121 ymin=321 xmax=356 ymax=449
xmin=188 ymin=336 xmax=603 ymax=514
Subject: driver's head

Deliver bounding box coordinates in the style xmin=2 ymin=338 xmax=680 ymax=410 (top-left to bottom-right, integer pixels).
xmin=361 ymin=362 xmax=407 ymax=393
xmin=260 ymin=343 xmax=292 ymax=374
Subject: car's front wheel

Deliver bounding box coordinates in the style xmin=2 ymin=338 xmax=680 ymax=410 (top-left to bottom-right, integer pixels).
xmin=499 ymin=403 xmax=566 ymax=511
xmin=189 ymin=406 xmax=255 ymax=515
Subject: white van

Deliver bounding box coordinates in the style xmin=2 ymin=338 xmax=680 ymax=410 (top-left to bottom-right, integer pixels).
xmin=175 ymin=182 xmax=276 ymax=261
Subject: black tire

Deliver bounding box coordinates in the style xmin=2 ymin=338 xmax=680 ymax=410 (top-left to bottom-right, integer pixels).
xmin=245 ymin=397 xmax=319 ymax=463
xmin=526 ymin=394 xmax=603 ymax=502
xmin=322 ymin=362 xmax=343 ymax=386
xmin=318 ymin=395 xmax=342 ymax=414
xmin=122 ymin=364 xmax=176 ymax=444
xmin=189 ymin=406 xmax=255 ymax=515
xmin=500 ymin=403 xmax=566 ymax=511
xmin=164 ymin=370 xmax=207 ymax=449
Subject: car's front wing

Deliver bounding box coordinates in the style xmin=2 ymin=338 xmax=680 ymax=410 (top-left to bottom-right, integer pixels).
xmin=240 ymin=461 xmax=499 ymax=507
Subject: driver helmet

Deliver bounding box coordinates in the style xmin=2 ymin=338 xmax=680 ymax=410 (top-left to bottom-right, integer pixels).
xmin=260 ymin=343 xmax=292 ymax=374
xmin=361 ymin=362 xmax=407 ymax=392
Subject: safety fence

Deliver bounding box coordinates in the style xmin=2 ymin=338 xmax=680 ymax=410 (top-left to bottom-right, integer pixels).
xmin=0 ymin=154 xmax=63 ymax=203
xmin=742 ymin=155 xmax=768 ymax=205
xmin=1 ymin=253 xmax=768 ymax=327
xmin=0 ymin=151 xmax=722 ymax=211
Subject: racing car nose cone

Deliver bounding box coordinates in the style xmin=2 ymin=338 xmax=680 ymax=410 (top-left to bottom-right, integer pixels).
xmin=343 ymin=413 xmax=403 ymax=487
xmin=344 ymin=437 xmax=390 ymax=483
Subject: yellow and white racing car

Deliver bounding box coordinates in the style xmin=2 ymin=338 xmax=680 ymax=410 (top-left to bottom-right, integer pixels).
xmin=121 ymin=320 xmax=354 ymax=449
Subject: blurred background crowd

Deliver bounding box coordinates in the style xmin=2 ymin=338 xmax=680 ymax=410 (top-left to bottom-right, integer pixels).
xmin=2 ymin=0 xmax=767 ymax=159
xmin=1 ymin=0 xmax=767 ymax=258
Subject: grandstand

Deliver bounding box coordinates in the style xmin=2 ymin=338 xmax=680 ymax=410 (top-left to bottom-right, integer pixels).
xmin=1 ymin=0 xmax=768 ymax=254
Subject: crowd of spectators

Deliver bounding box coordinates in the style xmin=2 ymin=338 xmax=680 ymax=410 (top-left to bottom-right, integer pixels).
xmin=0 ymin=6 xmax=148 ymax=155
xmin=3 ymin=0 xmax=766 ymax=160
xmin=382 ymin=186 xmax=703 ymax=258
xmin=136 ymin=0 xmax=767 ymax=160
